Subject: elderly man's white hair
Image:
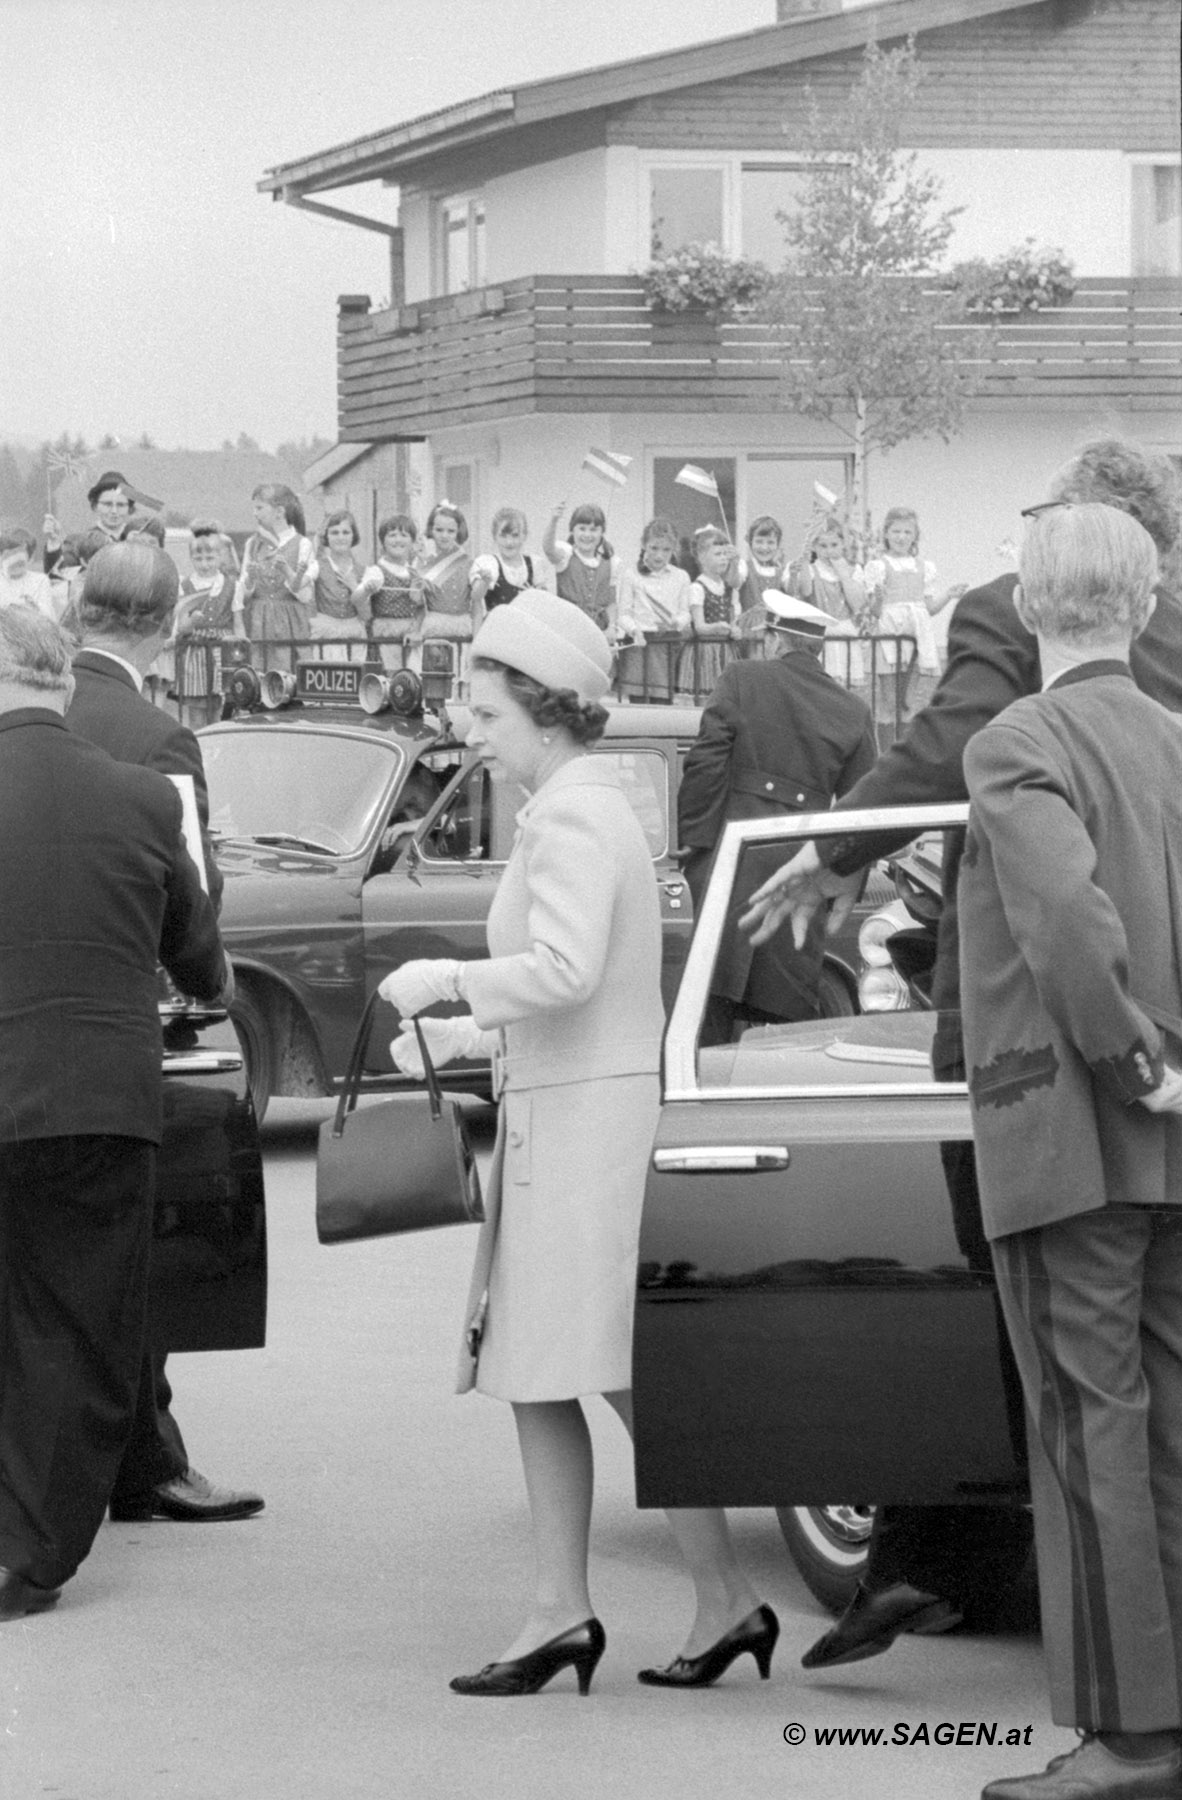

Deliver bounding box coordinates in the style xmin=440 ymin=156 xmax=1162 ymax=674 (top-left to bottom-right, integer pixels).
xmin=0 ymin=603 xmax=75 ymax=693
xmin=1019 ymin=503 xmax=1158 ymax=646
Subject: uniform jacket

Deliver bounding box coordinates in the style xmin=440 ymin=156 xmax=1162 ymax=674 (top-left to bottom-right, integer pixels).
xmin=820 ymin=576 xmax=1182 ymax=1065
xmin=456 ymin=756 xmax=665 ymax=1392
xmin=677 ymin=648 xmax=875 ymax=1013
xmin=0 ymin=710 xmax=226 ymax=1145
xmin=961 ymin=664 xmax=1182 ymax=1239
xmin=67 ymin=650 xmax=223 ymax=910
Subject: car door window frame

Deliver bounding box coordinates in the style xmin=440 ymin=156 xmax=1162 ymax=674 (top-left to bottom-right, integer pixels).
xmin=664 ymin=802 xmax=972 ymax=1103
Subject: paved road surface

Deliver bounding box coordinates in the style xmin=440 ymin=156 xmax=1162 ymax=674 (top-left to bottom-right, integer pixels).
xmin=2 ymin=1101 xmax=1067 ymax=1800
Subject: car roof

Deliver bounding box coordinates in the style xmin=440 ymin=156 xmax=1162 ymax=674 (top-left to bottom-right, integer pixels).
xmin=201 ymin=698 xmax=702 ymax=748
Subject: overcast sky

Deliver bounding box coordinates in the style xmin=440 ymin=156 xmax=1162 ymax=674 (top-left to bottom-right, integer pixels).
xmin=2 ymin=0 xmax=773 ymax=451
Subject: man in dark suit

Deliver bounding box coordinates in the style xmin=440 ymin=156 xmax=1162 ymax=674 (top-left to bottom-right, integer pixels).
xmin=677 ymin=592 xmax=875 ymax=1043
xmin=0 ymin=606 xmax=231 ymax=1619
xmin=741 ymin=438 xmax=1182 ymax=1667
xmin=67 ymin=541 xmax=261 ymax=1525
xmin=963 ymin=503 xmax=1182 ymax=1800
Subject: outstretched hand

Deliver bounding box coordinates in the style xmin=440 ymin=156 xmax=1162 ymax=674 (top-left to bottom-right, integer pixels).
xmin=738 ymin=840 xmax=862 ymax=949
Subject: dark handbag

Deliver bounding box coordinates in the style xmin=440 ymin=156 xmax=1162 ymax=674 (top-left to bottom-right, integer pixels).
xmin=315 ymin=992 xmax=483 ymax=1243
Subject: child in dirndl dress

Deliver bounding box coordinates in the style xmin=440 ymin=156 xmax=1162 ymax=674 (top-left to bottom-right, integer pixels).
xmin=615 ymin=517 xmax=693 ymax=702
xmin=734 ymin=515 xmax=788 ymax=660
xmin=233 ymin=484 xmax=316 ymax=673
xmin=542 ymin=502 xmax=620 ymax=634
xmin=173 ymin=519 xmax=236 ymax=724
xmin=683 ymin=527 xmax=742 ymax=697
xmin=311 ymin=510 xmax=375 ymax=663
xmin=360 ymin=514 xmax=434 ymax=672
xmin=863 ymin=507 xmax=951 ymax=735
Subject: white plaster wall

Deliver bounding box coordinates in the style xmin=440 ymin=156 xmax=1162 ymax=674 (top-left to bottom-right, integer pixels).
xmin=603 ymin=145 xmax=642 ymax=273
xmin=916 ymin=150 xmax=1130 ymax=274
xmin=422 ymin=403 xmax=1181 ymax=613
xmin=484 ymin=149 xmax=609 ymax=283
xmin=399 ymin=192 xmax=432 ymax=303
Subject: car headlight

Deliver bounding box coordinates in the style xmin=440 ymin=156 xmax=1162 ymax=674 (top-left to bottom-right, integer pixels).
xmin=857 ymin=899 xmax=913 ymax=967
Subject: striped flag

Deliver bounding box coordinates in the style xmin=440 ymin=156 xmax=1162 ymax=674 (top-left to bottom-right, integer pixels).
xmin=581 ymin=447 xmax=633 ymax=488
xmin=674 ymin=464 xmax=720 ymax=500
xmin=813 ymin=480 xmax=838 ymax=507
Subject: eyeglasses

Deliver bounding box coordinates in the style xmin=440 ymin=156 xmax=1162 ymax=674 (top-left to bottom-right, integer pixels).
xmin=1020 ymin=500 xmax=1073 ymax=521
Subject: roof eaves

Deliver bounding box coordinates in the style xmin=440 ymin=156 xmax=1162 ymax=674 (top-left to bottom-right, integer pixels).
xmin=260 ymin=0 xmax=1043 ymax=194
xmin=259 ymin=92 xmax=515 ymax=195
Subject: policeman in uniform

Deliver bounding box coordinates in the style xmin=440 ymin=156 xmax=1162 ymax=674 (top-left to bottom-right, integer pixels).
xmin=677 ymin=592 xmax=876 ymax=1044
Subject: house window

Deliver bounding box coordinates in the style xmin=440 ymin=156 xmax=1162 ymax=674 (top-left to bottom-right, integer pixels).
xmin=740 ymin=164 xmax=812 ymax=270
xmin=1131 ymin=164 xmax=1181 ymax=276
xmin=649 ymin=166 xmax=726 ymax=256
xmin=652 ymin=456 xmax=737 ymax=567
xmin=438 ymin=194 xmax=487 ymax=294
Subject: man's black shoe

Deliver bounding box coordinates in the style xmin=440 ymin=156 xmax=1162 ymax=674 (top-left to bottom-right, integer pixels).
xmin=109 ymin=1467 xmax=264 ymax=1522
xmin=801 ymin=1580 xmax=962 ymax=1668
xmin=0 ymin=1567 xmax=61 ymax=1621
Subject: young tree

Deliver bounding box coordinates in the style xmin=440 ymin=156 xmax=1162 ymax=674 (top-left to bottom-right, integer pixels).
xmin=762 ymin=40 xmax=978 ymax=537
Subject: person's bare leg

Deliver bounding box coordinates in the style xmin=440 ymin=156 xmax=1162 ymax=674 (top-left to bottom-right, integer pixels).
xmin=604 ymin=1390 xmax=761 ymax=1657
xmin=495 ymin=1399 xmax=596 ymax=1662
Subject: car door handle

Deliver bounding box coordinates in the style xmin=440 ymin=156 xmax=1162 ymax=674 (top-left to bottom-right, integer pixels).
xmin=163 ymin=1051 xmax=245 ymax=1076
xmin=652 ymin=1146 xmax=791 ymax=1173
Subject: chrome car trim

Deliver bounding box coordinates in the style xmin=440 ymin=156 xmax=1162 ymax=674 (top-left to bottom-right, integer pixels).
xmin=653 ymin=1146 xmax=791 ymax=1173
xmin=663 ymin=803 xmax=970 ymax=1100
xmin=162 ymin=1051 xmax=245 ymax=1076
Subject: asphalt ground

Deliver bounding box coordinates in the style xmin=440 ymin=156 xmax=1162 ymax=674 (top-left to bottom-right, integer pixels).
xmin=2 ymin=1100 xmax=1069 ymax=1800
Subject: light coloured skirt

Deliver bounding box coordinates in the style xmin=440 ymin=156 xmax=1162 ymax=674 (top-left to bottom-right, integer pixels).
xmin=472 ymin=1073 xmax=661 ymax=1402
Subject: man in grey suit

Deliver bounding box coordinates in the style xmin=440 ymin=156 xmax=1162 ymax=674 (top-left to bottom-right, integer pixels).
xmin=962 ymin=504 xmax=1182 ymax=1800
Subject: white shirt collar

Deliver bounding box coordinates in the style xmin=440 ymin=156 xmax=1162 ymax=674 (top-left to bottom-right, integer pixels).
xmin=82 ymin=646 xmax=144 ymax=692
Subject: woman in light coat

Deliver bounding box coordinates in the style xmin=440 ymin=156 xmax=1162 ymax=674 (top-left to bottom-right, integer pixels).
xmin=380 ymin=590 xmax=775 ymax=1698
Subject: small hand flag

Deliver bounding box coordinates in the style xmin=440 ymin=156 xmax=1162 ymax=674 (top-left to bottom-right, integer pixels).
xmin=813 ymin=481 xmax=838 ymax=507
xmin=674 ymin=464 xmax=720 ymax=500
xmin=46 ymin=447 xmax=89 ymax=481
xmin=581 ymin=447 xmax=633 ymax=488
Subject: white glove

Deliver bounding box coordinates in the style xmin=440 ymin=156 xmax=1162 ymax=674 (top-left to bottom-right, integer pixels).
xmin=390 ymin=1015 xmax=495 ymax=1074
xmin=1140 ymin=1063 xmax=1182 ymax=1114
xmin=378 ymin=959 xmax=464 ymax=1017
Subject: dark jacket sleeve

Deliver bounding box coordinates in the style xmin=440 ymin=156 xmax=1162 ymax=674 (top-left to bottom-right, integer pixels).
xmin=158 ymin=797 xmax=229 ymax=1004
xmin=677 ymin=667 xmax=741 ymax=851
xmin=822 ymin=575 xmax=1036 ymax=873
xmin=142 ymin=716 xmax=224 ymax=911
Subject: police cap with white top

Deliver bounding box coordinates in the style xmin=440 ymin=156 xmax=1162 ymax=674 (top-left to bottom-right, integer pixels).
xmin=760 ymin=591 xmax=832 ymax=638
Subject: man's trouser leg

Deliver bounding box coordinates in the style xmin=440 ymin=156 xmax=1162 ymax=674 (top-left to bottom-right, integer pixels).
xmin=992 ymin=1207 xmax=1182 ymax=1731
xmin=0 ymin=1135 xmax=154 ymax=1589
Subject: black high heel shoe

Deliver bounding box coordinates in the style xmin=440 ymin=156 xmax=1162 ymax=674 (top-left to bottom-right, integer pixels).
xmin=637 ymin=1604 xmax=779 ymax=1688
xmin=449 ymin=1618 xmax=606 ymax=1697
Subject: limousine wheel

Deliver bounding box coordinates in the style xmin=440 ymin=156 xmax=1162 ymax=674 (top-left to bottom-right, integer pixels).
xmin=230 ymin=982 xmax=275 ymax=1124
xmin=776 ymin=1504 xmax=875 ymax=1613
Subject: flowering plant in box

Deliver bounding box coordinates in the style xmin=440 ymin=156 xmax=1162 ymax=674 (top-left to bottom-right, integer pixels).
xmin=643 ymin=243 xmax=773 ymax=320
xmin=946 ymin=240 xmax=1077 ymax=316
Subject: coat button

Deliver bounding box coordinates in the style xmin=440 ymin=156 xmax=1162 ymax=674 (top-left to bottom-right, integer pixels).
xmin=765 ymin=781 xmax=774 ymax=791
xmin=796 ymin=792 xmax=805 ymax=803
xmin=509 ymin=1130 xmax=524 ymax=1148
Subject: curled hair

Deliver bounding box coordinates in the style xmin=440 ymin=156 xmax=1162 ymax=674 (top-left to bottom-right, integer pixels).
xmin=0 ymin=603 xmax=74 ymax=693
xmin=881 ymin=507 xmax=920 ymax=551
xmin=78 ymin=541 xmax=179 ymax=636
xmin=471 ymin=655 xmax=608 ymax=744
xmin=377 ymin=513 xmax=417 ymax=545
xmin=253 ymin=483 xmax=306 ymax=535
xmin=190 ymin=516 xmax=224 ymax=542
xmin=86 ymin=470 xmax=132 ymax=510
xmin=746 ymin=514 xmax=783 ymax=545
xmin=0 ymin=527 xmax=36 ymax=558
xmin=491 ymin=506 xmax=527 ymax=540
xmin=1049 ymin=437 xmax=1181 ymax=557
xmin=319 ymin=509 xmax=361 ymax=548
xmin=1019 ymin=503 xmax=1158 ymax=645
xmin=425 ymin=503 xmax=469 ymax=546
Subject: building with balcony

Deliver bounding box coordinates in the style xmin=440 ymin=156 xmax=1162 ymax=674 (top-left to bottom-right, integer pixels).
xmin=261 ymin=0 xmax=1181 ymax=586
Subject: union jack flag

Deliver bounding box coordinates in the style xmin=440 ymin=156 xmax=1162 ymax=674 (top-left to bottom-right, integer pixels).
xmin=46 ymin=447 xmax=89 ymax=481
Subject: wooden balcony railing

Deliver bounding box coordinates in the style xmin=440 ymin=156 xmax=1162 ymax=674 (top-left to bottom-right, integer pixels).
xmin=338 ymin=275 xmax=1182 ymax=439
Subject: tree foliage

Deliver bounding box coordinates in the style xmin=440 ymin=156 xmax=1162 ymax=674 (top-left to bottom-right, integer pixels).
xmin=761 ymin=39 xmax=979 ymax=529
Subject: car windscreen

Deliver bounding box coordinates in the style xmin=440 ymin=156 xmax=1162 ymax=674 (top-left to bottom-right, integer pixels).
xmin=202 ymin=729 xmax=404 ymax=858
